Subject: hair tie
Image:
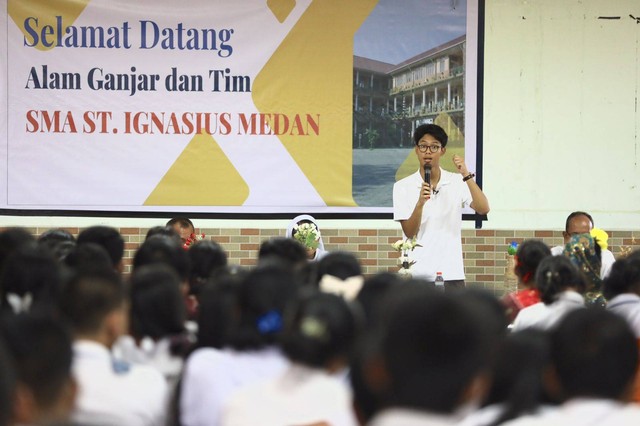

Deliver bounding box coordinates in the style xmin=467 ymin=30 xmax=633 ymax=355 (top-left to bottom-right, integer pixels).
xmin=257 ymin=310 xmax=282 ymax=334
xmin=6 ymin=292 xmax=33 ymax=314
xmin=299 ymin=316 xmax=330 ymax=342
xmin=319 ymin=274 xmax=364 ymax=301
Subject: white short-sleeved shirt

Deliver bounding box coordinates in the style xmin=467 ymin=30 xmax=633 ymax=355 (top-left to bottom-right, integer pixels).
xmin=72 ymin=340 xmax=168 ymax=426
xmin=607 ymin=293 xmax=640 ymax=338
xmin=180 ymin=346 xmax=289 ymax=426
xmin=393 ymin=169 xmax=472 ymax=281
xmin=550 ymin=245 xmax=615 ymax=279
xmin=511 ymin=290 xmax=585 ymax=332
xmin=221 ymin=364 xmax=357 ymax=426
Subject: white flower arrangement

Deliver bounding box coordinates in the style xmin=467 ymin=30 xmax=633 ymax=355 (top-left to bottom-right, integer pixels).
xmin=293 ymin=223 xmax=320 ymax=249
xmin=392 ymin=238 xmax=421 ymax=277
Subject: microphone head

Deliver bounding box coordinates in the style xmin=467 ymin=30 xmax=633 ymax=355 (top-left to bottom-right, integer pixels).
xmin=424 ymin=164 xmax=431 ymax=184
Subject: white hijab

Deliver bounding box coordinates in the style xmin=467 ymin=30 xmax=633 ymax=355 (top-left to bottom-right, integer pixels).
xmin=285 ymin=214 xmax=326 ymax=261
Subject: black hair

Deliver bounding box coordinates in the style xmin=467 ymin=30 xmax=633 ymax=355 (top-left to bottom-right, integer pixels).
xmin=133 ymin=235 xmax=190 ymax=282
xmin=37 ymin=228 xmax=75 ymax=245
xmin=551 ymin=308 xmax=639 ymax=400
xmin=412 ymin=123 xmax=448 ymax=147
xmin=76 ymin=226 xmax=125 ymax=268
xmin=514 ymin=240 xmax=551 ymax=285
xmin=281 ymin=292 xmax=358 ymax=369
xmin=188 ymin=240 xmax=228 ymax=296
xmin=0 ymin=338 xmax=15 ymax=426
xmin=535 ymin=256 xmax=586 ymax=305
xmin=166 ymin=217 xmax=194 ymax=230
xmin=129 ymin=264 xmax=186 ymax=342
xmin=0 ymin=245 xmax=61 ymax=315
xmin=379 ymin=285 xmax=491 ymax=413
xmin=196 ymin=266 xmax=247 ymax=350
xmin=0 ymin=312 xmax=73 ymax=411
xmin=145 ymin=225 xmax=181 ymax=244
xmin=37 ymin=229 xmax=76 ymax=263
xmin=316 ymin=251 xmax=362 ymax=282
xmin=484 ymin=329 xmax=553 ymax=426
xmin=225 ymin=263 xmax=298 ymax=350
xmin=258 ymin=237 xmax=308 ymax=268
xmin=64 ymin=242 xmax=113 ymax=273
xmin=355 ymin=272 xmax=402 ymax=327
xmin=58 ymin=267 xmax=126 ymax=335
xmin=564 ymin=211 xmax=594 ymax=233
xmin=0 ymin=227 xmax=36 ymax=272
xmin=602 ymin=251 xmax=640 ymax=300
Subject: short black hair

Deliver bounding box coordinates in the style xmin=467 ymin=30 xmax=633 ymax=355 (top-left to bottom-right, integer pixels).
xmin=0 ymin=338 xmax=15 ymax=426
xmin=129 ymin=264 xmax=186 ymax=341
xmin=412 ymin=123 xmax=448 ymax=147
xmin=58 ymin=267 xmax=126 ymax=335
xmin=64 ymin=242 xmax=113 ymax=273
xmin=534 ymin=255 xmax=586 ymax=304
xmin=316 ymin=251 xmax=362 ymax=282
xmin=133 ymin=235 xmax=190 ymax=282
xmin=188 ymin=240 xmax=228 ymax=296
xmin=0 ymin=312 xmax=73 ymax=411
xmin=166 ymin=217 xmax=194 ymax=230
xmin=355 ymin=272 xmax=402 ymax=327
xmin=258 ymin=237 xmax=308 ymax=268
xmin=379 ymin=285 xmax=491 ymax=413
xmin=37 ymin=228 xmax=75 ymax=245
xmin=76 ymin=226 xmax=124 ymax=268
xmin=551 ymin=308 xmax=638 ymax=400
xmin=0 ymin=227 xmax=36 ymax=273
xmin=564 ymin=211 xmax=594 ymax=233
xmin=145 ymin=226 xmax=181 ymax=243
xmin=281 ymin=292 xmax=358 ymax=368
xmin=602 ymin=250 xmax=640 ymax=300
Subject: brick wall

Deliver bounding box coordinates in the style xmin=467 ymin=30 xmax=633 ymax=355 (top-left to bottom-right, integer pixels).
xmin=20 ymin=226 xmax=640 ymax=296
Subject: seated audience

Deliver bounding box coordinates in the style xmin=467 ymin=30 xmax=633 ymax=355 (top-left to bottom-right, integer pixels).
xmin=316 ymin=251 xmax=364 ymax=301
xmin=180 ymin=263 xmax=297 ymax=426
xmin=502 ymin=240 xmax=551 ymax=323
xmin=222 ymin=292 xmax=359 ymax=425
xmin=58 ymin=267 xmax=168 ymax=425
xmin=187 ymin=240 xmax=228 ymax=307
xmin=0 ymin=313 xmax=77 ymax=426
xmin=550 ymin=211 xmax=614 ymax=278
xmin=512 ymin=256 xmax=586 ymax=331
xmin=504 ymin=309 xmax=640 ymax=425
xmin=604 ymin=250 xmax=640 ymax=337
xmin=286 ymin=214 xmax=328 ymax=261
xmin=76 ymin=226 xmax=125 ymax=274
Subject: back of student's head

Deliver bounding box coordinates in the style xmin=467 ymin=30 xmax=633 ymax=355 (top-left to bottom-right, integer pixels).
xmin=37 ymin=229 xmax=76 ymax=263
xmin=63 ymin=242 xmax=113 ymax=273
xmin=0 ymin=227 xmax=35 ymax=272
xmin=355 ymin=272 xmax=402 ymax=328
xmin=551 ymin=308 xmax=638 ymax=401
xmin=281 ymin=292 xmax=358 ymax=369
xmin=196 ymin=266 xmax=247 ymax=350
xmin=129 ymin=264 xmax=186 ymax=341
xmin=316 ymin=251 xmax=362 ymax=281
xmin=602 ymin=251 xmax=640 ymax=300
xmin=58 ymin=267 xmax=126 ymax=337
xmin=145 ymin=225 xmax=181 ymax=243
xmin=258 ymin=237 xmax=308 ymax=269
xmin=515 ymin=240 xmax=551 ymax=285
xmin=0 ymin=245 xmax=61 ymax=315
xmin=133 ymin=235 xmax=190 ymax=282
xmin=0 ymin=312 xmax=74 ymax=422
xmin=535 ymin=255 xmax=586 ymax=304
xmin=226 ymin=263 xmax=298 ymax=350
xmin=76 ymin=226 xmax=124 ymax=270
xmin=379 ymin=285 xmax=491 ymax=413
xmin=188 ymin=240 xmax=228 ymax=296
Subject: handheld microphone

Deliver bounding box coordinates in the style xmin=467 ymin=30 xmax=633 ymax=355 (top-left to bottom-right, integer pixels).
xmin=424 ymin=164 xmax=431 ymax=186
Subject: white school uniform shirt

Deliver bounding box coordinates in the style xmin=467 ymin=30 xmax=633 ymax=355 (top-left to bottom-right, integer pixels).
xmin=606 ymin=293 xmax=640 ymax=338
xmin=180 ymin=346 xmax=290 ymax=426
xmin=72 ymin=340 xmax=168 ymax=426
xmin=550 ymin=245 xmax=615 ymax=279
xmin=221 ymin=364 xmax=357 ymax=426
xmin=368 ymin=408 xmax=460 ymax=426
xmin=393 ymin=169 xmax=472 ymax=281
xmin=502 ymin=398 xmax=640 ymax=426
xmin=511 ymin=290 xmax=584 ymax=332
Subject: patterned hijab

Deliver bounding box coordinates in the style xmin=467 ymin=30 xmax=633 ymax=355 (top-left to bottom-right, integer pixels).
xmin=563 ymin=233 xmax=603 ymax=305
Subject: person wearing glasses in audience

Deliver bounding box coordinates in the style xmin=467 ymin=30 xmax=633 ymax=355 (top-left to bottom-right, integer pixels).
xmin=392 ymin=124 xmax=490 ymax=290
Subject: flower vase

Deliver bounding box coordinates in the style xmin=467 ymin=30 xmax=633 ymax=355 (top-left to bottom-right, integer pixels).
xmin=398 ymin=252 xmax=412 ymax=278
xmin=504 ymin=254 xmax=518 ymax=295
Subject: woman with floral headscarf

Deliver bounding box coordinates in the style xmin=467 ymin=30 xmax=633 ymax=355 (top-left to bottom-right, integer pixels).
xmin=563 ymin=233 xmax=605 ymax=307
xmin=286 ymin=214 xmax=328 ymax=261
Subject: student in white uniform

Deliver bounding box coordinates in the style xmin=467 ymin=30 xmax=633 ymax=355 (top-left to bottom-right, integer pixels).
xmin=222 ymin=292 xmax=359 ymax=426
xmin=512 ymin=256 xmax=586 ymax=332
xmin=59 ymin=267 xmax=168 ymax=426
xmin=504 ymin=309 xmax=640 ymax=425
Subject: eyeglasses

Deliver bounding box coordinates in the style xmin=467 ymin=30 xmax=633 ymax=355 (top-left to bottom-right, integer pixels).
xmin=417 ymin=144 xmax=442 ymax=153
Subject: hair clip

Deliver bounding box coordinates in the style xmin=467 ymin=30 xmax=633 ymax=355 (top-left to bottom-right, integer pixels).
xmin=300 ymin=316 xmax=329 ymax=342
xmin=6 ymin=292 xmax=32 ymax=314
xmin=257 ymin=310 xmax=282 ymax=334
